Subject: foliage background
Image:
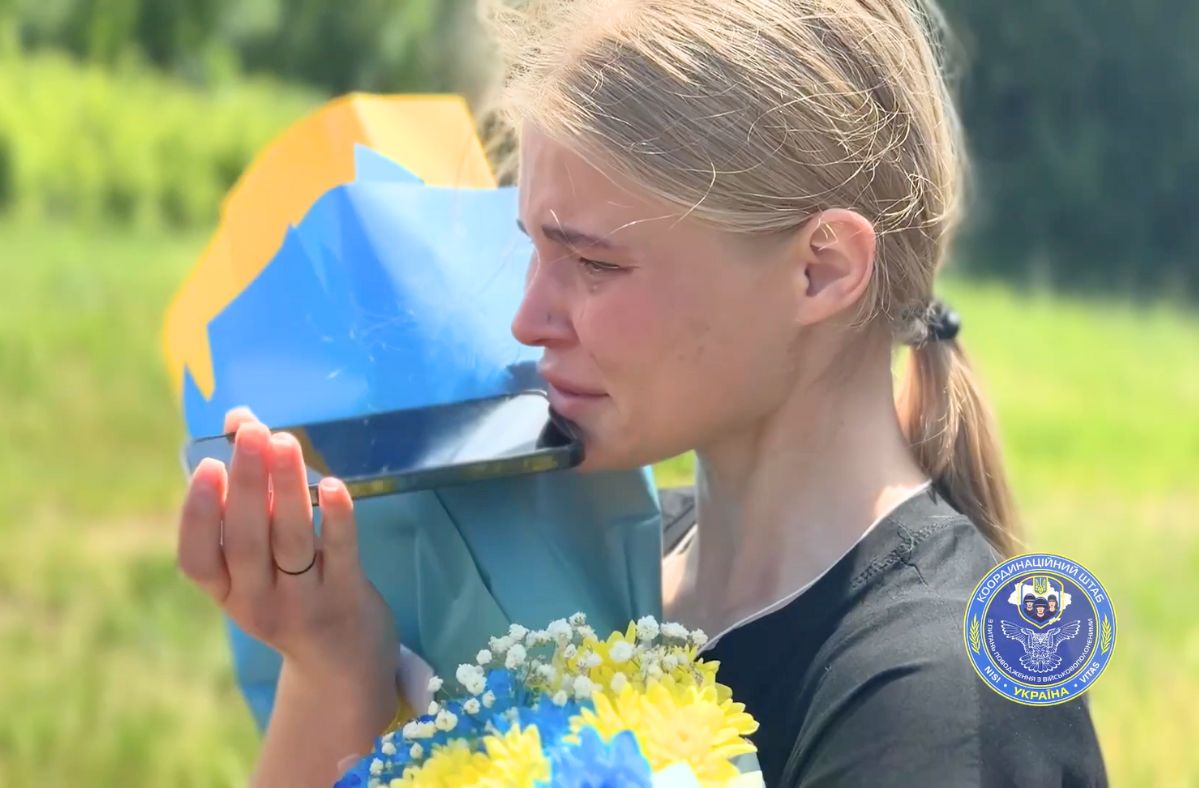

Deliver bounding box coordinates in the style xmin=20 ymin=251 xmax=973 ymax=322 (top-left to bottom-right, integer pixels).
xmin=3 ymin=0 xmax=1197 ymax=296
xmin=0 ymin=1 xmax=1195 ymax=784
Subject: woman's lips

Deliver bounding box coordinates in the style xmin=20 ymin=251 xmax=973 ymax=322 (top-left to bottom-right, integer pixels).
xmin=545 ymin=381 xmax=608 ymax=417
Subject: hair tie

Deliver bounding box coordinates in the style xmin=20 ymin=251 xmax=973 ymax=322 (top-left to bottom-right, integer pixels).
xmin=906 ymin=298 xmax=963 ymax=347
xmin=924 ymin=299 xmax=961 ymax=344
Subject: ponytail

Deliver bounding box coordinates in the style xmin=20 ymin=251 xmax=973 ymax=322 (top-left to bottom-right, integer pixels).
xmin=896 ymin=308 xmax=1020 ymax=556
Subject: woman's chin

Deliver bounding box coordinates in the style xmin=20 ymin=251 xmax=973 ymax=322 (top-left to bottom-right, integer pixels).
xmin=572 ymin=450 xmax=628 ymax=474
xmin=572 ymin=437 xmax=669 ymax=475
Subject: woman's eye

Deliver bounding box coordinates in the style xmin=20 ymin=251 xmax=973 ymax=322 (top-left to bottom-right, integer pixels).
xmin=578 ymin=257 xmax=623 ymax=274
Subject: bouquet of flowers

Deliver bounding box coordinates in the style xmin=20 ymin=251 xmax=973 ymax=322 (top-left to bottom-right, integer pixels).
xmin=335 ymin=614 xmax=762 ymax=787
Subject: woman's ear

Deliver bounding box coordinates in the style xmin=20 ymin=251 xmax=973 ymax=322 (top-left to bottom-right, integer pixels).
xmin=789 ymin=208 xmax=876 ymax=327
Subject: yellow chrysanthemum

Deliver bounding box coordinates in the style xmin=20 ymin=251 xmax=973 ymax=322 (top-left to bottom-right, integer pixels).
xmin=476 ymin=724 xmax=550 ymax=787
xmin=388 ymin=739 xmax=490 ymax=787
xmin=575 ymin=626 xmax=639 ymax=691
xmin=571 ymin=682 xmax=759 ymax=787
xmin=564 ymin=624 xmax=723 ymax=699
xmin=686 ymin=657 xmax=723 ymax=693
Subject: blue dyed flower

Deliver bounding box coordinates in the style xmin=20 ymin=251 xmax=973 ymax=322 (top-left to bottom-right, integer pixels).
xmin=333 ymin=720 xmax=423 ymax=786
xmin=542 ymin=727 xmax=653 ymax=788
xmin=332 ymin=768 xmax=365 ymax=788
xmin=484 ymin=667 xmax=528 ymax=712
xmin=509 ymin=697 xmax=591 ymax=748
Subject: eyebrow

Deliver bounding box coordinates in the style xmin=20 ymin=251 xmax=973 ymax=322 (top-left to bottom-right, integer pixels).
xmin=516 ymin=219 xmax=621 ymax=251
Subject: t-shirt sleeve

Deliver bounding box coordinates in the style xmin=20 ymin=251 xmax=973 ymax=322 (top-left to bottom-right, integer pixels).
xmin=784 ymin=599 xmax=1107 ymax=788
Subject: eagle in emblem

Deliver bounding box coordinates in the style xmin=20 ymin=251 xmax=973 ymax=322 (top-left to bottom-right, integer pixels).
xmin=1000 ymin=620 xmax=1082 ymax=673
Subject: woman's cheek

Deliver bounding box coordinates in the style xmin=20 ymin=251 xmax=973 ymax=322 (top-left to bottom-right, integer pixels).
xmin=578 ymin=287 xmax=663 ymax=365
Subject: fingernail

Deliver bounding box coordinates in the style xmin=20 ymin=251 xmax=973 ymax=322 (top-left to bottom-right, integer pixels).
xmin=319 ymin=477 xmax=341 ymax=494
xmin=196 ymin=457 xmax=225 ymax=478
xmin=236 ymin=424 xmax=266 ymax=456
xmin=270 ymin=431 xmax=298 ymax=451
xmin=192 ymin=461 xmax=221 ymax=498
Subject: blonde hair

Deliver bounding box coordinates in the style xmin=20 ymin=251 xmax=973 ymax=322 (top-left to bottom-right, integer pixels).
xmin=479 ymin=0 xmax=1019 ymax=555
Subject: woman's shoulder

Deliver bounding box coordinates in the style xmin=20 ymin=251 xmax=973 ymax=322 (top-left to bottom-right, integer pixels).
xmin=860 ymin=483 xmax=1001 ymax=586
xmin=811 ymin=489 xmax=1004 ymax=696
xmin=791 ymin=492 xmax=1107 ymax=785
xmin=796 ymin=614 xmax=1107 ymax=786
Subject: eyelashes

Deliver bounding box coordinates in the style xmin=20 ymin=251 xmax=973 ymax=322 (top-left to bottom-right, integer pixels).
xmin=578 ymin=257 xmax=624 ymax=275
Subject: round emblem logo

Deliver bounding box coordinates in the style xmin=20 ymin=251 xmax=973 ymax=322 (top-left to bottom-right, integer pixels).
xmin=963 ymin=552 xmax=1116 ymax=706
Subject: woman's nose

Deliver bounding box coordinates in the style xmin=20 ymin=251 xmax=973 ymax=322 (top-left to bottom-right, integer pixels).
xmin=511 ymin=254 xmax=574 ymax=348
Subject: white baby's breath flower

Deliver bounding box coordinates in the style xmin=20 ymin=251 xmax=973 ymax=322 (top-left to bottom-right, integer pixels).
xmin=575 ymin=625 xmax=596 ymax=641
xmin=572 ymin=675 xmax=595 ymax=700
xmin=505 ymin=643 xmax=528 ymax=669
xmin=536 ymin=664 xmax=557 ymax=682
xmin=456 ymin=663 xmax=484 ymax=689
xmin=381 ymin=741 xmax=397 ymax=756
xmin=476 ymin=649 xmax=493 ymax=666
xmin=427 ymin=701 xmax=440 ymax=716
xmin=408 ymin=721 xmax=436 ymax=739
xmin=636 ymin=615 xmax=660 ymax=642
xmin=646 ymin=662 xmax=663 ymax=681
xmin=409 ymin=743 xmax=424 ymax=760
xmin=662 ymin=654 xmax=679 ymax=671
xmin=463 ymin=697 xmax=481 ymax=715
xmin=369 ymin=759 xmax=384 ymax=776
xmin=569 ymin=612 xmax=587 ymax=626
xmin=609 ymin=641 xmax=634 ymax=663
xmin=508 ymin=623 xmax=529 ymax=641
xmin=660 ymin=622 xmax=689 ymax=640
xmin=546 ymin=618 xmax=572 ymax=644
xmin=563 ymin=644 xmax=577 ymax=660
xmin=582 ymin=651 xmax=603 ymax=669
xmin=434 ymin=709 xmax=458 ymax=732
xmin=525 ymin=629 xmax=546 ymax=647
xmin=690 ymin=628 xmax=708 ymax=647
xmin=551 ymin=690 xmax=569 ymax=706
xmin=401 ymin=721 xmax=419 ymax=739
xmin=465 ymin=676 xmax=487 ymax=696
xmin=426 ymin=675 xmax=443 ymax=694
xmin=482 ymin=691 xmax=496 ymax=708
xmin=610 ymin=672 xmax=628 ymax=693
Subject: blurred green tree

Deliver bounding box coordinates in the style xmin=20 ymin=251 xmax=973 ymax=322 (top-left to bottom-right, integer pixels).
xmin=939 ymin=0 xmax=1198 ymax=296
xmin=230 ymin=0 xmax=478 ymax=95
xmin=5 ymin=0 xmax=1197 ymax=296
xmin=12 ymin=0 xmax=484 ymax=94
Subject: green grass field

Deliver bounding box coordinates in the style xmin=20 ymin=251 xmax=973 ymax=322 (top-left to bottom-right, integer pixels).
xmin=1 ymin=217 xmax=1196 ymax=785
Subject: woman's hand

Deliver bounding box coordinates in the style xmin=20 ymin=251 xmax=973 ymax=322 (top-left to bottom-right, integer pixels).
xmin=176 ymin=407 xmax=400 ymax=784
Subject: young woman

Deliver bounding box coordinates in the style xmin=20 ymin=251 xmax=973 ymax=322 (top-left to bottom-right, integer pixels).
xmin=177 ymin=0 xmax=1107 ymax=784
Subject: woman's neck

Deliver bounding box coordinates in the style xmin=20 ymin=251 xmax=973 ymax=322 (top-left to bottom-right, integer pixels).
xmin=664 ymin=335 xmax=929 ymax=636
